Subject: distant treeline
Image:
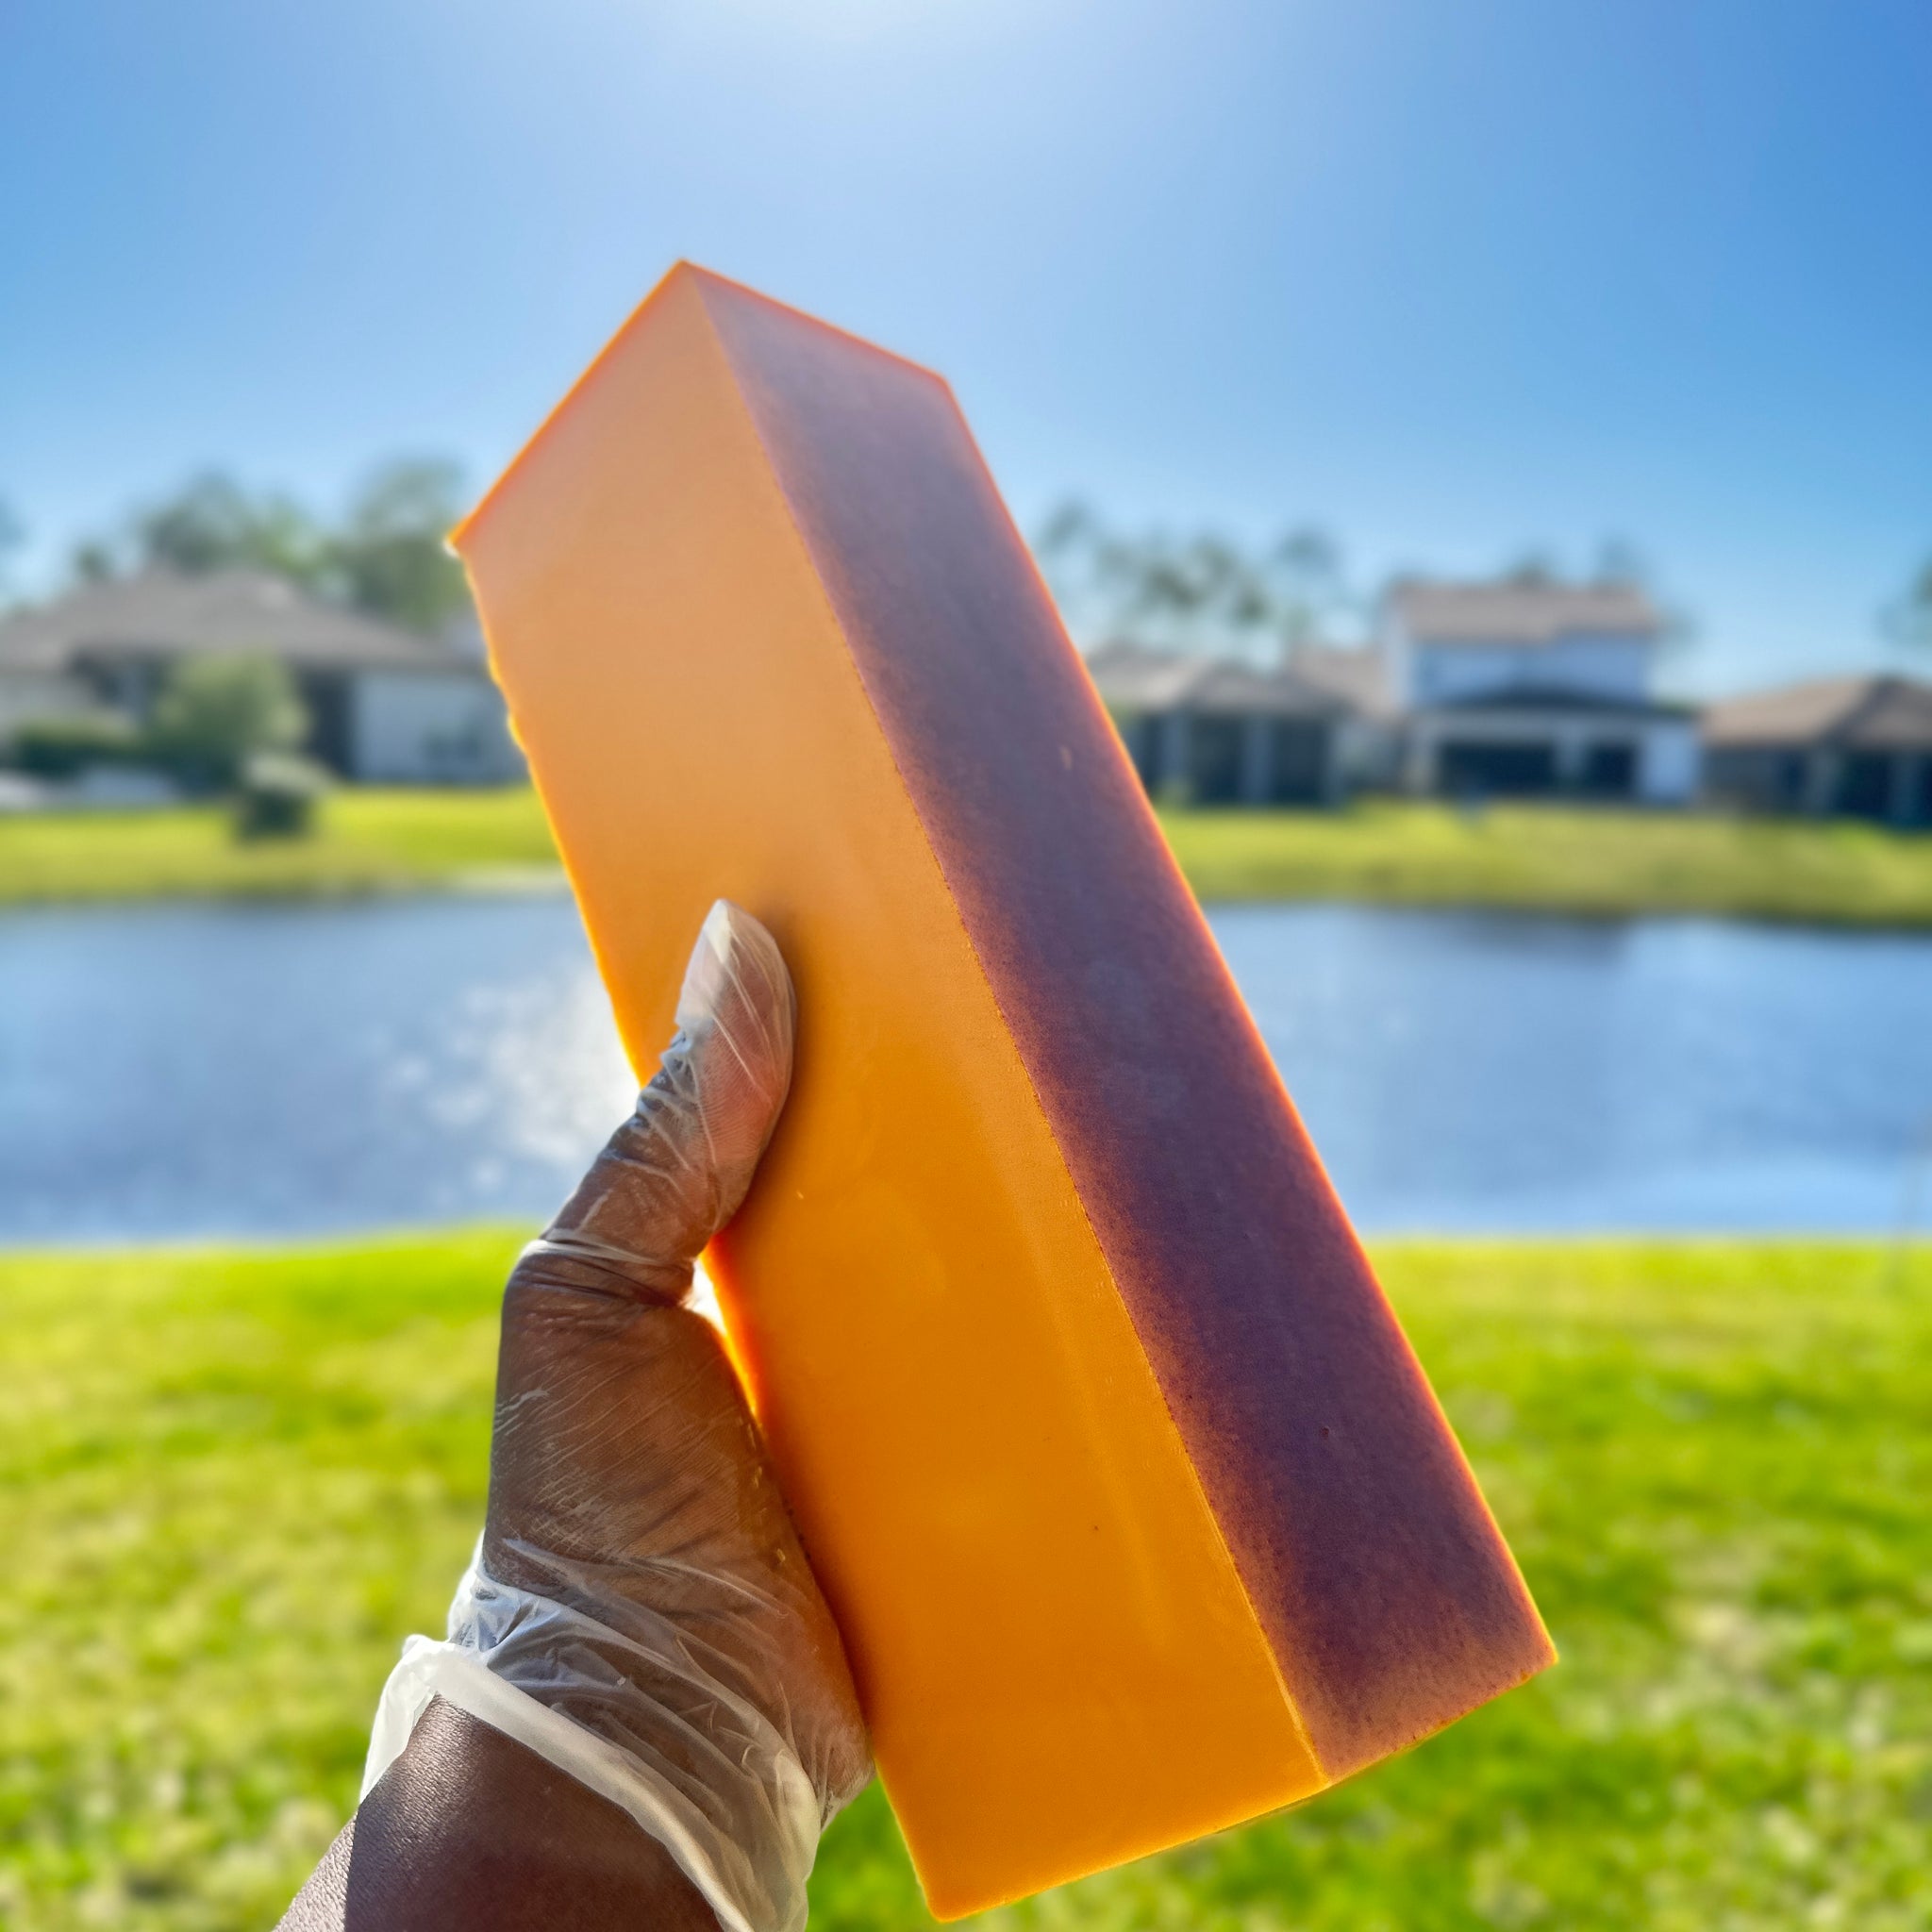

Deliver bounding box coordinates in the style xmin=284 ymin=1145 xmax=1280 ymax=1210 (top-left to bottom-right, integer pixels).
xmin=1033 ymin=500 xmax=1358 ymax=661
xmin=3 ymin=462 xmax=472 ymax=635
xmin=7 ymin=472 xmax=1931 ymax=660
xmin=1031 ymin=499 xmax=1691 ymax=663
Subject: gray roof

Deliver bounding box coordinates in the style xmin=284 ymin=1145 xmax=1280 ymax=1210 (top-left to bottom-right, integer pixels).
xmin=1085 ymin=641 xmax=1349 ymax=719
xmin=1286 ymin=642 xmax=1399 ymax=720
xmin=1388 ymin=577 xmax=1662 ymax=645
xmin=1703 ymin=674 xmax=1932 ymax=752
xmin=0 ymin=569 xmax=474 ymax=676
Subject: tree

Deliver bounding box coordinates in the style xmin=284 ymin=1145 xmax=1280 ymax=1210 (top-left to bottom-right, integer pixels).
xmin=1592 ymin=536 xmax=1649 ymax=587
xmin=1581 ymin=537 xmax=1698 ymax=662
xmin=1033 ymin=500 xmax=1355 ymax=662
xmin=1885 ymin=555 xmax=1932 ymax=655
xmin=1264 ymin=526 xmax=1349 ymax=649
xmin=0 ymin=495 xmax=24 ymax=603
xmin=325 ymin=458 xmax=469 ymax=632
xmin=74 ymin=457 xmax=473 ymax=633
xmin=69 ymin=539 xmax=117 ymax=584
xmin=1502 ymin=548 xmax=1559 ymax=586
xmin=145 ymin=653 xmax=308 ymax=791
xmin=131 ymin=471 xmax=325 ymax=582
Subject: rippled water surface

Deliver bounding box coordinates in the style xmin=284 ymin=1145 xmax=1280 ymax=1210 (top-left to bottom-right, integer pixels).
xmin=4 ymin=892 xmax=1929 ymax=1240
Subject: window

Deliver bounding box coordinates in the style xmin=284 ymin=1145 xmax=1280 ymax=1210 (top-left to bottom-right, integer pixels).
xmin=1187 ymin=716 xmax=1245 ymax=804
xmin=1579 ymin=742 xmax=1637 ymax=797
xmin=1835 ymin=755 xmax=1893 ymax=820
xmin=1774 ymin=753 xmax=1807 ymax=809
xmin=1438 ymin=741 xmax=1557 ymax=798
xmin=1268 ymin=721 xmax=1327 ymax=803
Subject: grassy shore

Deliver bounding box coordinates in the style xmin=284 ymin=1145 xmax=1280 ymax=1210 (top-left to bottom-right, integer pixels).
xmin=1162 ymin=800 xmax=1932 ymax=924
xmin=0 ymin=789 xmax=560 ymax=905
xmin=5 ymin=789 xmax=1932 ymax=924
xmin=3 ymin=1234 xmax=1927 ymax=1930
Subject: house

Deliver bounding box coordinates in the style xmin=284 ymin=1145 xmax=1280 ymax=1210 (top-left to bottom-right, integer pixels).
xmin=1702 ymin=673 xmax=1932 ymax=823
xmin=1085 ymin=641 xmax=1374 ymax=805
xmin=0 ymin=569 xmax=522 ymax=784
xmin=1285 ymin=641 xmax=1406 ymax=791
xmin=1380 ymin=575 xmax=1699 ymax=804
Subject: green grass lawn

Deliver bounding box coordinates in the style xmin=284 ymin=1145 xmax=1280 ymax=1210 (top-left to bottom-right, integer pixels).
xmin=5 ymin=789 xmax=1932 ymax=924
xmin=3 ymin=1237 xmax=1927 ymax=1930
xmin=0 ymin=789 xmax=560 ymax=905
xmin=1161 ymin=801 xmax=1932 ymax=924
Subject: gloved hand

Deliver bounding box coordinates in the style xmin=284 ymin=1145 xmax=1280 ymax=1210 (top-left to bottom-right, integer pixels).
xmin=350 ymin=901 xmax=871 ymax=1932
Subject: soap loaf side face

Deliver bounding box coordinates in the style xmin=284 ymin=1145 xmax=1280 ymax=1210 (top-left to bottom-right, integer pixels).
xmin=696 ymin=273 xmax=1556 ymax=1779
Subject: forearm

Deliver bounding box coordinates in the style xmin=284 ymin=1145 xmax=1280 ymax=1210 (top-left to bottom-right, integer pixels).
xmin=278 ymin=1700 xmax=721 ymax=1932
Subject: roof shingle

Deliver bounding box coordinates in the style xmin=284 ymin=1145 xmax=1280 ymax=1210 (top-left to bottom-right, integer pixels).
xmin=1703 ymin=674 xmax=1932 ymax=751
xmin=0 ymin=569 xmax=473 ymax=676
xmin=1388 ymin=577 xmax=1662 ymax=645
xmin=1084 ymin=641 xmax=1350 ymax=719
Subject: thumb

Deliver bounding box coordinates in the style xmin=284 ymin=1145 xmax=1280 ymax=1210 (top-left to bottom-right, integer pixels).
xmin=529 ymin=899 xmax=796 ymax=1301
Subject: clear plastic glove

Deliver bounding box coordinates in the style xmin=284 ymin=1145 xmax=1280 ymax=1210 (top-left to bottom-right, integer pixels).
xmin=361 ymin=901 xmax=871 ymax=1932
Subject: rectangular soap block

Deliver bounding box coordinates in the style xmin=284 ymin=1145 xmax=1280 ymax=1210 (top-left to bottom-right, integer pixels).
xmin=452 ymin=262 xmax=1554 ymax=1919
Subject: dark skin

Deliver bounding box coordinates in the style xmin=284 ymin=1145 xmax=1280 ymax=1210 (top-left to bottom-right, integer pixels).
xmin=279 ymin=1703 xmax=720 ymax=1932
xmin=277 ymin=905 xmax=870 ymax=1931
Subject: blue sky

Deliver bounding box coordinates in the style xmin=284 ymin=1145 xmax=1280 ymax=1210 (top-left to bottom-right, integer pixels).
xmin=3 ymin=0 xmax=1928 ymax=694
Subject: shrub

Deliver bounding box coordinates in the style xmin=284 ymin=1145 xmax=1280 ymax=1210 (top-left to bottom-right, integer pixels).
xmin=8 ymin=711 xmax=141 ymax=777
xmin=146 ymin=652 xmax=308 ymax=792
xmin=231 ymin=751 xmax=328 ymax=841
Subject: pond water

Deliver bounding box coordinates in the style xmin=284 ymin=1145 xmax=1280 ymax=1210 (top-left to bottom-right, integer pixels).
xmin=3 ymin=892 xmax=1929 ymax=1242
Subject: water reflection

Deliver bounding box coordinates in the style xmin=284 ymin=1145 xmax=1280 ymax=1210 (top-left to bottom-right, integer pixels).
xmin=2 ymin=893 xmax=1928 ymax=1241
xmin=0 ymin=895 xmax=633 ymax=1240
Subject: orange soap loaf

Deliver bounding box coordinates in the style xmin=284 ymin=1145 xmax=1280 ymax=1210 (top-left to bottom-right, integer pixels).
xmin=453 ymin=262 xmax=1554 ymax=1918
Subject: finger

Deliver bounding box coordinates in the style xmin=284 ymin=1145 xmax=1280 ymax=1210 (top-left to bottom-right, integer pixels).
xmin=525 ymin=900 xmax=796 ymax=1302
xmin=486 ymin=1292 xmax=873 ymax=1812
xmin=480 ymin=900 xmax=872 ymax=1821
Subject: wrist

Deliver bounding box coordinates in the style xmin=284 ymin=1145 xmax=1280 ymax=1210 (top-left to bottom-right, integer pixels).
xmin=281 ymin=1699 xmax=724 ymax=1932
xmin=363 ymin=1548 xmax=824 ymax=1932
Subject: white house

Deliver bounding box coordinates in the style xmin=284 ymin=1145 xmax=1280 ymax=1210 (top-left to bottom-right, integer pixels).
xmin=1379 ymin=575 xmax=1698 ymax=804
xmin=0 ymin=569 xmax=523 ymax=784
